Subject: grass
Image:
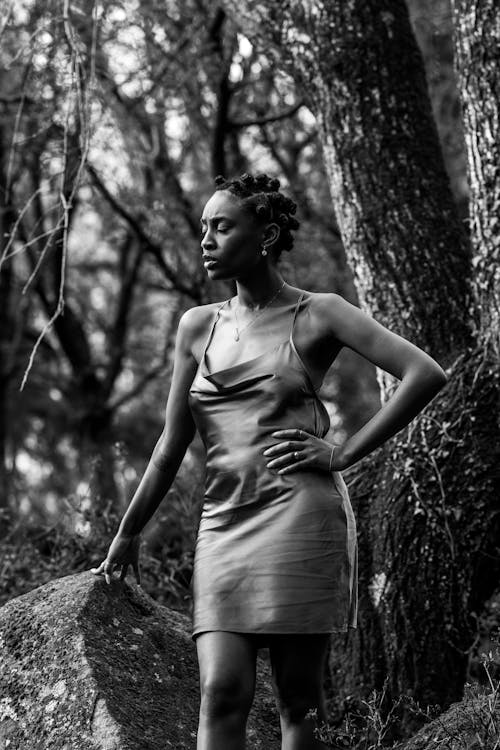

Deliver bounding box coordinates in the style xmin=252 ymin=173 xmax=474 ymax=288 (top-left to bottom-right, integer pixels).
xmin=311 ymin=645 xmax=500 ymax=749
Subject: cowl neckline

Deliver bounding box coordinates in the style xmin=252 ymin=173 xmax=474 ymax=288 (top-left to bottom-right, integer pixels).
xmin=198 ymin=292 xmax=322 ymax=392
xmin=202 ymin=293 xmax=302 ymax=372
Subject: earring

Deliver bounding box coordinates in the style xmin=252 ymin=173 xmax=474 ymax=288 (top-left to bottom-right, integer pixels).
xmin=261 ymin=246 xmax=268 ymax=256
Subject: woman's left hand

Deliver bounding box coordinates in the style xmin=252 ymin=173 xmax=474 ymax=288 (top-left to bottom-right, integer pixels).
xmin=263 ymin=429 xmax=346 ymax=474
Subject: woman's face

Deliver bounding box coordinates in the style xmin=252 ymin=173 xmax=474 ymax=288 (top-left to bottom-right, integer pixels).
xmin=200 ymin=190 xmax=268 ymax=280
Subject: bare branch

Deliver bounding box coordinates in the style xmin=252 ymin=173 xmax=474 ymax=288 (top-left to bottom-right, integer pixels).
xmin=103 ymin=238 xmax=144 ymax=398
xmin=19 ymin=270 xmax=66 ymax=392
xmin=0 ymin=2 xmax=13 ymax=40
xmin=20 ymin=2 xmax=100 ymax=387
xmin=86 ymin=163 xmax=201 ymax=301
xmin=229 ymin=101 xmax=304 ymax=129
xmin=0 ymin=186 xmax=46 ymax=272
xmin=108 ymin=360 xmax=170 ymax=412
xmin=0 ymin=94 xmax=30 ymax=104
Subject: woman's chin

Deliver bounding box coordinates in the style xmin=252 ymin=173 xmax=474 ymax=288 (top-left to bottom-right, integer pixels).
xmin=205 ymin=265 xmax=230 ymax=280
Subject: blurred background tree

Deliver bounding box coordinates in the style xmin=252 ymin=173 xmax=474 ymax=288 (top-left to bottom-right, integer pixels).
xmin=0 ymin=0 xmax=380 ymax=545
xmin=0 ymin=0 xmax=380 ymax=527
xmin=0 ymin=0 xmax=498 ymax=742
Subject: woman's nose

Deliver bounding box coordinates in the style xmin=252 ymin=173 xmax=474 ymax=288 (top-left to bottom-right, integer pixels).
xmin=201 ymin=231 xmax=215 ymax=250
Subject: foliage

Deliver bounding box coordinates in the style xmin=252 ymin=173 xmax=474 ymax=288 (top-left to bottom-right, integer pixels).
xmin=0 ymin=0 xmax=379 ymax=524
xmin=312 ymin=646 xmax=500 ymax=748
xmin=0 ymin=457 xmax=198 ymax=612
xmin=1 ymin=0 xmax=499 ymax=742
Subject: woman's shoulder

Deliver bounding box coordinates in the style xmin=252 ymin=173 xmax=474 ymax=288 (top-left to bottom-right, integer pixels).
xmin=298 ymin=290 xmax=361 ymax=340
xmin=178 ymin=300 xmax=227 ymax=340
xmin=301 ymin=290 xmax=353 ymax=318
xmin=302 ymin=289 xmax=346 ymax=304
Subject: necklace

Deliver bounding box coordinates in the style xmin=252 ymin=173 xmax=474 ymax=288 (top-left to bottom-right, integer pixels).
xmin=233 ymin=280 xmax=286 ymax=341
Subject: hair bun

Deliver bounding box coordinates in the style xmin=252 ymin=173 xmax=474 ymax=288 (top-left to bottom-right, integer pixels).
xmin=212 ymin=171 xmax=299 ymax=260
xmin=240 ymin=173 xmax=254 ymax=186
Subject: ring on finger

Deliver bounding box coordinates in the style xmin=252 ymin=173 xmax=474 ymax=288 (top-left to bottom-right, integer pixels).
xmin=294 ymin=451 xmax=300 ymax=460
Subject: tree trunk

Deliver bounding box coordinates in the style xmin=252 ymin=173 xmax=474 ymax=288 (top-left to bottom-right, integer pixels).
xmin=0 ymin=126 xmax=16 ymax=519
xmin=450 ymin=0 xmax=500 ymax=354
xmin=220 ymin=0 xmax=500 ymax=730
xmin=449 ymin=0 xmax=500 ymax=678
xmin=220 ymin=0 xmax=471 ymax=365
xmin=0 ymin=253 xmax=12 ymax=515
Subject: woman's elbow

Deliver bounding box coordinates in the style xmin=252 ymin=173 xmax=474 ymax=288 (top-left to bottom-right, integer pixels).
xmin=403 ymin=353 xmax=448 ymax=391
xmin=417 ymin=359 xmax=448 ymax=395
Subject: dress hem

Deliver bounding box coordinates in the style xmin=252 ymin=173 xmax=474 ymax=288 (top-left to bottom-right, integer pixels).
xmin=192 ymin=624 xmax=357 ymax=642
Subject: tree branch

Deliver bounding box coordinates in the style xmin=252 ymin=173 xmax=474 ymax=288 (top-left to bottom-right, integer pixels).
xmin=86 ymin=163 xmax=201 ymax=301
xmin=103 ymin=237 xmax=144 ymax=399
xmin=229 ymin=101 xmax=304 ymax=129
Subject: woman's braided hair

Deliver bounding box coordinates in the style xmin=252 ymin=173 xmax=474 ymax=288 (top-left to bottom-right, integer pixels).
xmin=214 ymin=172 xmax=300 ymax=259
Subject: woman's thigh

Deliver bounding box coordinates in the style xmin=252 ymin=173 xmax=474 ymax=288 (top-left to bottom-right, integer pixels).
xmin=268 ymin=634 xmax=330 ymax=717
xmin=196 ymin=631 xmax=258 ymax=716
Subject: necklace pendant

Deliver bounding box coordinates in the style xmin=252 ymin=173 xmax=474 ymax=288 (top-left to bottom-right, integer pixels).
xmin=231 ymin=280 xmax=286 ymax=343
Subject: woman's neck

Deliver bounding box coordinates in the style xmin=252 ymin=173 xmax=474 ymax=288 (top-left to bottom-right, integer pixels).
xmin=235 ymin=267 xmax=286 ymax=310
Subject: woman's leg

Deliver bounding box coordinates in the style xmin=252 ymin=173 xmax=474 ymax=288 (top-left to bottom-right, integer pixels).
xmin=196 ymin=631 xmax=258 ymax=750
xmin=269 ymin=633 xmax=330 ymax=750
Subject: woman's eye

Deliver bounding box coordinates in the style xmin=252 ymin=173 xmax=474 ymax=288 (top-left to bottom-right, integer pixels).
xmin=200 ymin=225 xmax=230 ymax=234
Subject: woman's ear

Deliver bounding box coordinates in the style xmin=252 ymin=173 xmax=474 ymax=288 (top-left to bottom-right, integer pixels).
xmin=263 ymin=222 xmax=280 ymax=247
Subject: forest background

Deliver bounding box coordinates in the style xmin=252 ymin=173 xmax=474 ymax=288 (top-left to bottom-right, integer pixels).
xmin=1 ymin=0 xmax=499 ymax=744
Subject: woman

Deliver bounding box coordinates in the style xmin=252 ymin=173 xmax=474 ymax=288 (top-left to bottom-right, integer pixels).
xmin=91 ymin=172 xmax=447 ymax=750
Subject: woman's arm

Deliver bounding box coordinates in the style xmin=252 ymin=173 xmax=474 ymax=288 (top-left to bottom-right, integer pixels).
xmin=327 ymin=294 xmax=447 ymax=469
xmin=117 ymin=309 xmax=200 ymax=536
xmin=91 ymin=307 xmax=207 ymax=583
xmin=265 ymin=293 xmax=447 ymax=475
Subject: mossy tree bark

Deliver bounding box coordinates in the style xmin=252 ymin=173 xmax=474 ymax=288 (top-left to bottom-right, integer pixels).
xmin=220 ymin=0 xmax=471 ymax=364
xmin=446 ymin=0 xmax=500 ymax=703
xmin=219 ymin=0 xmax=500 ymax=727
xmin=450 ymin=0 xmax=500 ymax=353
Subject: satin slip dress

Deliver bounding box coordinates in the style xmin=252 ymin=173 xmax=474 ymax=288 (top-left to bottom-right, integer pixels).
xmin=188 ymin=291 xmax=358 ymax=639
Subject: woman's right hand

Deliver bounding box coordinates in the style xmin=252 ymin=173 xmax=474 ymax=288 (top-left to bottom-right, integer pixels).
xmin=91 ymin=532 xmax=142 ymax=585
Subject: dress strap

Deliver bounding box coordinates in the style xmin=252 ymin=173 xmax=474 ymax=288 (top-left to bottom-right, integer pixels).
xmin=289 ymin=291 xmax=306 ymax=341
xmin=200 ymin=299 xmax=230 ymax=367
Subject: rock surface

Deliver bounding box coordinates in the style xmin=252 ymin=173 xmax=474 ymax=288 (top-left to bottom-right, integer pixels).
xmin=0 ymin=572 xmax=281 ymax=749
xmin=393 ymin=690 xmax=500 ymax=750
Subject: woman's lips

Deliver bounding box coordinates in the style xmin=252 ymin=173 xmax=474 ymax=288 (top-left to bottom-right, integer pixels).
xmin=203 ymin=259 xmax=219 ymax=269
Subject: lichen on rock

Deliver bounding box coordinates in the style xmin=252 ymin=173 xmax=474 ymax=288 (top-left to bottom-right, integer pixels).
xmin=0 ymin=572 xmax=280 ymax=749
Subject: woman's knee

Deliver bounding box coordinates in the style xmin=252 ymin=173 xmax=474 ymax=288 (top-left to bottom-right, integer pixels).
xmin=273 ymin=681 xmax=323 ymax=725
xmin=197 ymin=631 xmax=257 ymax=722
xmin=269 ymin=633 xmax=329 ymax=725
xmin=200 ymin=672 xmax=254 ymax=720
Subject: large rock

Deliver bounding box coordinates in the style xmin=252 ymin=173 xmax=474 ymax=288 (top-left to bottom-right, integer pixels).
xmin=0 ymin=572 xmax=281 ymax=749
xmin=393 ymin=691 xmax=500 ymax=750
